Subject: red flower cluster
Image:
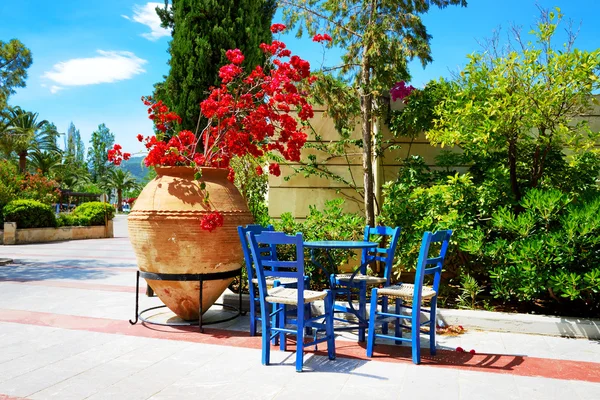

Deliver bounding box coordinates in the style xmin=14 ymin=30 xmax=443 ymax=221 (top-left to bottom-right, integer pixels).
xmin=270 ymin=23 xmax=286 ymax=33
xmin=312 ymin=33 xmax=332 ymax=43
xmin=200 ymin=211 xmax=224 ymax=232
xmin=390 ymin=81 xmax=416 ymax=102
xmin=109 ymin=23 xmax=317 ymax=232
xmin=107 ymin=144 xmax=131 ymax=166
xmin=141 ymin=97 xmax=182 ymax=133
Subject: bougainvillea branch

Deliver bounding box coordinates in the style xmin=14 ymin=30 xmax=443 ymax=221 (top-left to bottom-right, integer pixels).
xmin=108 ymin=24 xmax=317 ymax=231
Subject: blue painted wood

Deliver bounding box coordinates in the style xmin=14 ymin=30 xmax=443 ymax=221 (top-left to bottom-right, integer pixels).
xmin=366 ymin=229 xmax=453 ymax=364
xmin=303 ymin=240 xmax=378 ymax=249
xmin=247 ymin=231 xmax=336 ymax=372
xmin=237 ymin=224 xmax=307 ymax=340
xmin=322 ymin=226 xmax=402 ymax=342
xmin=237 ymin=224 xmax=274 ymax=337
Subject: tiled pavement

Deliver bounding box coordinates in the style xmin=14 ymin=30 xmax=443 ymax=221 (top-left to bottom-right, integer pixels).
xmin=0 ymin=215 xmax=599 ymax=399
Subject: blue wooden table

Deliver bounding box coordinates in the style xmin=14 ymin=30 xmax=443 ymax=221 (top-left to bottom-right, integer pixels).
xmin=303 ymin=240 xmax=378 ymax=337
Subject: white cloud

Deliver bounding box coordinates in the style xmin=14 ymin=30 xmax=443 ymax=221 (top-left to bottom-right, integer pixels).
xmin=49 ymin=85 xmax=63 ymax=94
xmin=42 ymin=50 xmax=147 ymax=87
xmin=123 ymin=2 xmax=171 ymax=41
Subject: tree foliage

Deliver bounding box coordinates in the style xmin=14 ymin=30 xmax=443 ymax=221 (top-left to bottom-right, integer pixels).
xmin=280 ymin=0 xmax=467 ymax=225
xmin=429 ymin=8 xmax=600 ymax=202
xmin=87 ymin=123 xmax=114 ymax=183
xmin=1 ymin=107 xmax=56 ymax=172
xmin=153 ymin=0 xmax=276 ymax=132
xmin=0 ymin=39 xmax=32 ymax=109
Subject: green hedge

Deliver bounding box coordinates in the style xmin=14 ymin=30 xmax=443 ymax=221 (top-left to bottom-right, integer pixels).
xmin=56 ymin=214 xmax=91 ymax=227
xmin=2 ymin=199 xmax=56 ymax=228
xmin=72 ymin=202 xmax=115 ymax=226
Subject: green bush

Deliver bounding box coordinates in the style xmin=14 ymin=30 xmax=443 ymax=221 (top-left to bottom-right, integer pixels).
xmin=273 ymin=198 xmax=365 ymax=289
xmin=56 ymin=213 xmax=91 ymax=227
xmin=2 ymin=199 xmax=56 ymax=228
xmin=72 ymin=202 xmax=115 ymax=226
xmin=379 ymin=154 xmax=600 ymax=316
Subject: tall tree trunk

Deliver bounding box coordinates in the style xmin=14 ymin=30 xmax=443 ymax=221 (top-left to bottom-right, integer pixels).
xmin=18 ymin=151 xmax=27 ymax=173
xmin=117 ymin=189 xmax=123 ymax=212
xmin=360 ymin=54 xmax=375 ymax=226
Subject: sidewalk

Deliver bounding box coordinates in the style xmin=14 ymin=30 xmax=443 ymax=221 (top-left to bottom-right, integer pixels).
xmin=0 ymin=215 xmax=598 ymax=399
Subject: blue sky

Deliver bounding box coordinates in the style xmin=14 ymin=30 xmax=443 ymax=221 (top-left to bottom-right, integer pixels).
xmin=1 ymin=0 xmax=599 ymax=155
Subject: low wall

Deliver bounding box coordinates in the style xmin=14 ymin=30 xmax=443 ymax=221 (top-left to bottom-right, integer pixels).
xmin=2 ymin=220 xmax=114 ymax=245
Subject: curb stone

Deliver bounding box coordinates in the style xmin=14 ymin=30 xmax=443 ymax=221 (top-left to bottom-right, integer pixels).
xmin=221 ymin=291 xmax=600 ymax=340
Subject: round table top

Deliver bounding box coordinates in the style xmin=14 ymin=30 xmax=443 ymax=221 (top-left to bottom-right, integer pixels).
xmin=303 ymin=240 xmax=378 ymax=249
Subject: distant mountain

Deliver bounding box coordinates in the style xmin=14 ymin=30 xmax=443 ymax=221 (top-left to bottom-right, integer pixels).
xmin=120 ymin=156 xmax=148 ymax=182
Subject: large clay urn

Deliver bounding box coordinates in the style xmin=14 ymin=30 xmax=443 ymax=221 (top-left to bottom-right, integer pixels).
xmin=128 ymin=166 xmax=253 ymax=320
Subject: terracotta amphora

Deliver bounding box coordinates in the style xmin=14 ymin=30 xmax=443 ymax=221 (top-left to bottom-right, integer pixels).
xmin=128 ymin=166 xmax=253 ymax=320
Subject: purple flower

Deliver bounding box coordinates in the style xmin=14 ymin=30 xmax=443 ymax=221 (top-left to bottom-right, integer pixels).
xmin=390 ymin=81 xmax=416 ymax=102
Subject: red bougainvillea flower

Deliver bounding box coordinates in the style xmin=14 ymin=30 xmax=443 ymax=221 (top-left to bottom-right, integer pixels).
xmin=107 ymin=144 xmax=131 ymax=166
xmin=110 ymin=38 xmax=318 ymax=232
xmin=225 ymin=49 xmax=245 ymax=65
xmin=312 ymin=33 xmax=332 ymax=43
xmin=268 ymin=163 xmax=281 ymax=177
xmin=200 ymin=211 xmax=224 ymax=232
xmin=270 ymin=23 xmax=286 ymax=34
xmin=390 ymin=81 xmax=416 ymax=102
xmin=255 ymin=165 xmax=263 ymax=176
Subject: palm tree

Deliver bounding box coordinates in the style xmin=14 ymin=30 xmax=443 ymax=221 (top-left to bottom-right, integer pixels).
xmin=2 ymin=108 xmax=59 ymax=172
xmin=28 ymin=149 xmax=63 ymax=176
xmin=103 ymin=168 xmax=139 ymax=212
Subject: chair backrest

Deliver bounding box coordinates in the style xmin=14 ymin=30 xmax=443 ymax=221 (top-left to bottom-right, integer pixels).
xmin=247 ymin=231 xmax=306 ymax=303
xmin=413 ymin=230 xmax=453 ymax=303
xmin=237 ymin=224 xmax=274 ymax=285
xmin=361 ymin=225 xmax=401 ymax=285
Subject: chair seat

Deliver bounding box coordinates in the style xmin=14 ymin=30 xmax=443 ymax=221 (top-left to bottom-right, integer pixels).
xmin=265 ymin=286 xmax=327 ymax=305
xmin=252 ymin=277 xmax=298 ymax=288
xmin=335 ymin=273 xmax=386 ymax=285
xmin=377 ymin=283 xmax=437 ymax=300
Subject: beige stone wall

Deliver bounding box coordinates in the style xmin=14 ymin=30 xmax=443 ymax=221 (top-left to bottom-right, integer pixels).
xmin=269 ymin=96 xmax=600 ymax=220
xmin=268 ymin=103 xmax=456 ymax=220
xmin=2 ymin=220 xmax=114 ymax=245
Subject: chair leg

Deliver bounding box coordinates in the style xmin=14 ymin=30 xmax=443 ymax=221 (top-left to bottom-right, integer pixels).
xmin=272 ymin=282 xmax=281 ymax=346
xmin=261 ymin=305 xmax=271 ymax=366
xmin=430 ymin=299 xmax=437 ymax=356
xmin=305 ymin=303 xmax=313 ymax=336
xmin=411 ymin=305 xmax=421 ymax=365
xmin=358 ymin=283 xmax=366 ymax=342
xmin=381 ymin=295 xmax=389 ymax=335
xmin=296 ymin=299 xmax=305 ymax=372
xmin=279 ymin=304 xmax=287 ymax=352
xmin=249 ymin=287 xmax=257 ymax=337
xmin=394 ymin=299 xmax=402 ymax=345
xmin=324 ymin=291 xmax=335 ymax=360
xmin=366 ymin=288 xmax=378 ymax=357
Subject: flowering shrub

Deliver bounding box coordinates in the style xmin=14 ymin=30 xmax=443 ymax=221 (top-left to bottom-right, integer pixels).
xmin=390 ymin=81 xmax=415 ymax=102
xmin=108 ymin=24 xmax=318 ymax=231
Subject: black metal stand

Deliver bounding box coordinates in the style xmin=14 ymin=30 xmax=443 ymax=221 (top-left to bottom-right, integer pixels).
xmin=129 ymin=268 xmax=244 ymax=333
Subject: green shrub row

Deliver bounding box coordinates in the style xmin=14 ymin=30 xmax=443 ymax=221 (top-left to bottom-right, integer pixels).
xmin=1 ymin=200 xmax=114 ymax=229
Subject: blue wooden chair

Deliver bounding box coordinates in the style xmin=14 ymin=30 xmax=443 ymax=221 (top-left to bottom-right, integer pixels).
xmin=366 ymin=230 xmax=452 ymax=364
xmin=331 ymin=226 xmax=401 ymax=342
xmin=237 ymin=224 xmax=304 ymax=337
xmin=247 ymin=231 xmax=335 ymax=372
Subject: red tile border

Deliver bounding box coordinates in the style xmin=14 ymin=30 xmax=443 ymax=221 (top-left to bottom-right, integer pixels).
xmin=0 ymin=309 xmax=598 ymax=383
xmin=0 ymin=395 xmax=29 ymax=400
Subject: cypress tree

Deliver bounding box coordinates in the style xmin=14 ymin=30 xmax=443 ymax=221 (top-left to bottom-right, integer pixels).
xmin=154 ymin=0 xmax=276 ymax=132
